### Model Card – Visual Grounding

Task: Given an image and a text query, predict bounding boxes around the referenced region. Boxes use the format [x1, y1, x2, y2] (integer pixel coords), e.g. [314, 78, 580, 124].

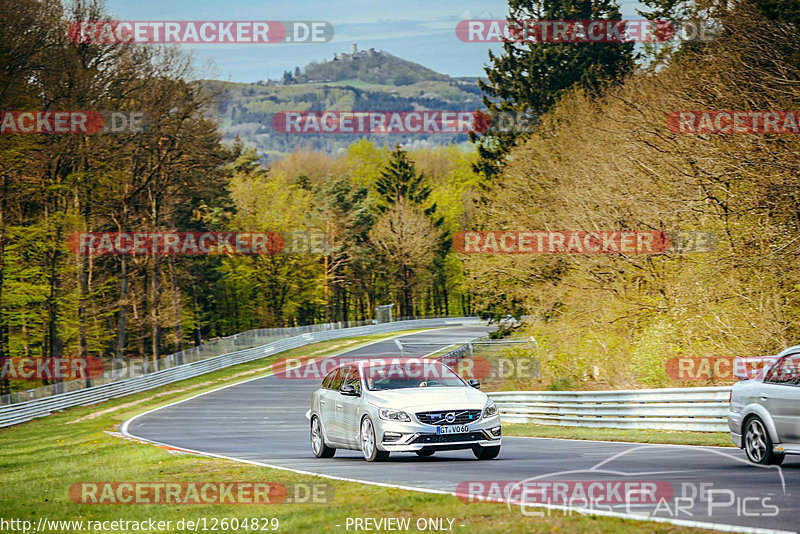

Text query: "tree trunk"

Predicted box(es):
[47, 231, 64, 390]
[75, 190, 89, 371]
[191, 284, 202, 347]
[135, 273, 148, 372]
[169, 256, 183, 362]
[114, 202, 129, 375]
[150, 194, 161, 370]
[115, 254, 128, 373]
[0, 174, 7, 396]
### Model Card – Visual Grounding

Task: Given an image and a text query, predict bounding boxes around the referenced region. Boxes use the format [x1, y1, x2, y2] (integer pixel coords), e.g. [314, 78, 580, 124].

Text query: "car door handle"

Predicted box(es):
[336, 403, 343, 410]
[319, 400, 326, 405]
[760, 396, 769, 401]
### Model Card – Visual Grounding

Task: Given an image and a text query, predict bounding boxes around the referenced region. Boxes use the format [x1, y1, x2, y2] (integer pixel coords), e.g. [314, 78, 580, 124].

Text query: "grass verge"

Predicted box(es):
[503, 424, 734, 447]
[0, 329, 716, 533]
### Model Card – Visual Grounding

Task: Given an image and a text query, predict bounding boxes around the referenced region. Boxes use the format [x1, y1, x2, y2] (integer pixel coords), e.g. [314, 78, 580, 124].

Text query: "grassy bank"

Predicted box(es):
[503, 424, 734, 447]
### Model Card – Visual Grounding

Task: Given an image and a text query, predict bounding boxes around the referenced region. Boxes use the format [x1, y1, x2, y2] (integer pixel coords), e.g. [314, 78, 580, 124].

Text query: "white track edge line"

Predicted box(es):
[117, 431, 791, 534]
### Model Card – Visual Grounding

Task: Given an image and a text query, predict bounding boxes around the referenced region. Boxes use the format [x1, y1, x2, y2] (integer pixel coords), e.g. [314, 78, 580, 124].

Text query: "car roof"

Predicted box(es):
[324, 358, 452, 375]
[356, 357, 449, 369]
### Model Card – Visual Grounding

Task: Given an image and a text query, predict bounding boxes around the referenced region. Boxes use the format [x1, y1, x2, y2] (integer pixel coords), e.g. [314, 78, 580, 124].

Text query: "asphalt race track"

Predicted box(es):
[123, 326, 800, 533]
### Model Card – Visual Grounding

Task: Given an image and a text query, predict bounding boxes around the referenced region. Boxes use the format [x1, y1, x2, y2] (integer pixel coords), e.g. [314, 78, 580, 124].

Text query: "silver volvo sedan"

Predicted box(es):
[729, 346, 800, 465]
[309, 358, 502, 461]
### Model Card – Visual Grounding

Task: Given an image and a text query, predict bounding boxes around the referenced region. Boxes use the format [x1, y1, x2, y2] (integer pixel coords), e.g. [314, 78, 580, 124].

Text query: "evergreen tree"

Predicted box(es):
[472, 0, 635, 180]
[374, 145, 443, 226]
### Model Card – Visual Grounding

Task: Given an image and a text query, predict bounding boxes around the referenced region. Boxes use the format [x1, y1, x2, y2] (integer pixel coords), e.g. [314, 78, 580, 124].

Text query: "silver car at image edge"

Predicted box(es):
[729, 345, 800, 465]
[309, 358, 502, 462]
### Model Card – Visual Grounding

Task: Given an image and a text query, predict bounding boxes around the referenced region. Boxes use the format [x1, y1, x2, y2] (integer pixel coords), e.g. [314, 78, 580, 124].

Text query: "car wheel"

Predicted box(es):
[744, 417, 784, 465]
[415, 449, 435, 457]
[360, 417, 389, 462]
[311, 416, 335, 458]
[472, 445, 500, 460]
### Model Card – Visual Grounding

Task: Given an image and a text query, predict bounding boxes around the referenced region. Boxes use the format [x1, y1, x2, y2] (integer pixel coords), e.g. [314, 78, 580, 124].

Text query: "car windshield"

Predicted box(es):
[363, 360, 465, 390]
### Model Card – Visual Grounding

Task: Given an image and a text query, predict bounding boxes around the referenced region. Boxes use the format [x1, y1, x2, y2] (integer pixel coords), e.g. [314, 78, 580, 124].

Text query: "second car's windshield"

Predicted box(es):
[364, 361, 465, 390]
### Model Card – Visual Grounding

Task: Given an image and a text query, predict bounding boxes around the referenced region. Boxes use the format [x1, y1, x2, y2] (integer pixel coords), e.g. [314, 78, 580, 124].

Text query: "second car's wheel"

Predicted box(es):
[472, 445, 500, 460]
[744, 417, 784, 466]
[415, 449, 435, 457]
[360, 417, 390, 462]
[310, 416, 335, 458]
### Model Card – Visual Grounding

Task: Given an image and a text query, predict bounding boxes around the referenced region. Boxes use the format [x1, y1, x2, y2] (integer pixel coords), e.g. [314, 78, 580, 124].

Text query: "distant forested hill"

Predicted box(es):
[300, 48, 450, 85]
[204, 50, 485, 160]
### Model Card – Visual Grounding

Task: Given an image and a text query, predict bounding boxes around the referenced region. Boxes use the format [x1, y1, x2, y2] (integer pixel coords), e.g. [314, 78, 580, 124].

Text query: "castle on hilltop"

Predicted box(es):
[264, 45, 388, 86]
[333, 44, 382, 61]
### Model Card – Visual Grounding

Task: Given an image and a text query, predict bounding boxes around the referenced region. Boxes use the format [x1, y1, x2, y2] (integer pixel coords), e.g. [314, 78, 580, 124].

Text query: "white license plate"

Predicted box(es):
[436, 424, 469, 435]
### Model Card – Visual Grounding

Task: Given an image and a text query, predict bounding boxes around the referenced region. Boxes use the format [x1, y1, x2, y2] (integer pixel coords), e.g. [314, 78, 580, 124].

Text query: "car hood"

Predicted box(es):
[366, 386, 488, 411]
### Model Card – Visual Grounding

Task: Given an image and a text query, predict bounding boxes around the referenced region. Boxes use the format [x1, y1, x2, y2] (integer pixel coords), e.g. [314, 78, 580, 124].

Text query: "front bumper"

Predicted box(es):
[377, 414, 502, 452]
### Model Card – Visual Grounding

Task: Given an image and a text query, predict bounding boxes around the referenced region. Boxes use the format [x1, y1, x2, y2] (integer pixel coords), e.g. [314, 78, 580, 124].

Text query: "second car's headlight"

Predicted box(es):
[378, 408, 411, 422]
[483, 401, 498, 417]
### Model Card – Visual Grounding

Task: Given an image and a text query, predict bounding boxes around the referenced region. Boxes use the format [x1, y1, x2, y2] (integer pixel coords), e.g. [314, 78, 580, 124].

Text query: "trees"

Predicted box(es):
[312, 177, 373, 322]
[369, 199, 440, 317]
[462, 2, 800, 388]
[472, 0, 635, 180]
[0, 0, 240, 389]
[375, 145, 438, 216]
[368, 145, 449, 316]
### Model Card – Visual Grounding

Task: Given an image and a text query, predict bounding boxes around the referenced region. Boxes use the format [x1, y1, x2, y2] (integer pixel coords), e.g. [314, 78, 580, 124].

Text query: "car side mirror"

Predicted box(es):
[468, 379, 481, 389]
[340, 384, 359, 396]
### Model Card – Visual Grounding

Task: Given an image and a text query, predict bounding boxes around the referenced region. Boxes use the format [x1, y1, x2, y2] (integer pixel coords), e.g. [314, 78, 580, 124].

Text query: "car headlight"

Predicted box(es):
[378, 408, 411, 422]
[483, 401, 498, 417]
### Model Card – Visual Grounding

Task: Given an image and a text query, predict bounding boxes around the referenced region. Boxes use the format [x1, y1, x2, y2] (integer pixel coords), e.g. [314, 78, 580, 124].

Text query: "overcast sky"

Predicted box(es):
[105, 0, 645, 82]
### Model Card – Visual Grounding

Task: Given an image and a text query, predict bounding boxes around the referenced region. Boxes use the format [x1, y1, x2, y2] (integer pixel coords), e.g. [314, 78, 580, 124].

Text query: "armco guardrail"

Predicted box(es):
[0, 317, 480, 429]
[1, 317, 416, 405]
[0, 315, 469, 405]
[488, 386, 732, 432]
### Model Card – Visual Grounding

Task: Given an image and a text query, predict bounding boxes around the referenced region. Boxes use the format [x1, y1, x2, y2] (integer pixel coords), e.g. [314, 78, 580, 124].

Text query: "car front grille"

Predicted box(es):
[416, 409, 482, 425]
[412, 432, 486, 444]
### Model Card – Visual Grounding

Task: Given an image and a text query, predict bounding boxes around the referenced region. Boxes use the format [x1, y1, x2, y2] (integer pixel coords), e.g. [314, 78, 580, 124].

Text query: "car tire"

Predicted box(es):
[472, 445, 500, 460]
[310, 416, 335, 458]
[744, 417, 784, 466]
[415, 449, 435, 457]
[360, 417, 390, 462]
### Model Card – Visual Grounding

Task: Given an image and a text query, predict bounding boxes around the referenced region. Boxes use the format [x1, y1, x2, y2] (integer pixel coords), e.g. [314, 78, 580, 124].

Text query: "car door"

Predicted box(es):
[337, 365, 363, 447]
[320, 367, 344, 444]
[761, 354, 800, 443]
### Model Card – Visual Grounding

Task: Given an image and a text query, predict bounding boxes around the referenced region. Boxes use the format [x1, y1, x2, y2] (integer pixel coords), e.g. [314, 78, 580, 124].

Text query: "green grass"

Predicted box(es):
[504, 424, 735, 447]
[0, 330, 716, 533]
